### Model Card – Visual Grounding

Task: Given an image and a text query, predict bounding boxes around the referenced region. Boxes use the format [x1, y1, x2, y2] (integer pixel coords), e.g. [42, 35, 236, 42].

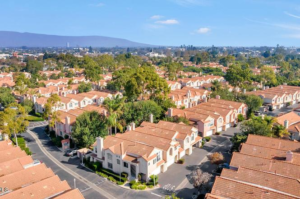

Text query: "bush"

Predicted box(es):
[147, 185, 154, 189]
[117, 181, 125, 185]
[237, 114, 245, 122]
[178, 158, 185, 164]
[98, 172, 108, 178]
[215, 132, 221, 135]
[130, 180, 137, 186]
[97, 168, 127, 183]
[49, 130, 56, 138]
[149, 175, 158, 185]
[204, 136, 211, 142]
[108, 176, 117, 183]
[131, 184, 138, 190]
[121, 172, 128, 179]
[64, 134, 69, 139]
[138, 185, 146, 190]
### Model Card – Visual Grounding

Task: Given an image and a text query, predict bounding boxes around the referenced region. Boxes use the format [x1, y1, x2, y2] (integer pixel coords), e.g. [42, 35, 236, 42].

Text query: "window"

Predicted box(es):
[169, 148, 173, 156]
[69, 103, 73, 108]
[186, 137, 190, 143]
[157, 152, 161, 162]
[107, 153, 112, 160]
[153, 159, 157, 164]
[117, 159, 120, 164]
[108, 163, 113, 169]
[123, 162, 128, 168]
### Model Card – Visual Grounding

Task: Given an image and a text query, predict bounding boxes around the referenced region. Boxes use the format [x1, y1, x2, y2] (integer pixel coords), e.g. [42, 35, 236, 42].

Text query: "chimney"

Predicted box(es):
[149, 114, 153, 123]
[131, 122, 135, 131]
[65, 116, 70, 124]
[127, 125, 132, 131]
[96, 137, 104, 159]
[243, 89, 246, 94]
[286, 150, 293, 162]
[57, 87, 59, 91]
[74, 90, 77, 95]
[63, 92, 67, 97]
[168, 108, 173, 117]
[283, 83, 287, 86]
[33, 96, 37, 104]
[284, 120, 289, 128]
[204, 97, 208, 103]
[216, 95, 221, 100]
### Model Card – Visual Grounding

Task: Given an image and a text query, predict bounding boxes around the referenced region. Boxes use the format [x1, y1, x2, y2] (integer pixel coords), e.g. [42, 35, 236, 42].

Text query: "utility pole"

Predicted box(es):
[74, 178, 76, 188]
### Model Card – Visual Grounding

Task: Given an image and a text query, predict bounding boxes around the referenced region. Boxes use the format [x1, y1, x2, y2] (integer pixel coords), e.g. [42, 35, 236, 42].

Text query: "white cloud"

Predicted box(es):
[196, 27, 211, 34]
[151, 15, 164, 20]
[156, 19, 179, 25]
[284, 11, 300, 19]
[285, 34, 300, 39]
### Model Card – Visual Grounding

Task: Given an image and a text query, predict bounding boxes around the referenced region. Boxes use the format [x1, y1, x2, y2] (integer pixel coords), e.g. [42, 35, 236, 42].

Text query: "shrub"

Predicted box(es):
[49, 130, 56, 138]
[64, 134, 69, 139]
[131, 184, 138, 190]
[204, 136, 211, 142]
[147, 185, 154, 189]
[138, 185, 146, 190]
[121, 172, 128, 179]
[98, 168, 127, 183]
[178, 158, 185, 164]
[215, 132, 221, 135]
[130, 180, 137, 186]
[208, 152, 224, 165]
[149, 175, 158, 185]
[117, 181, 125, 185]
[98, 172, 108, 178]
[237, 114, 245, 122]
[108, 176, 117, 183]
[201, 140, 205, 147]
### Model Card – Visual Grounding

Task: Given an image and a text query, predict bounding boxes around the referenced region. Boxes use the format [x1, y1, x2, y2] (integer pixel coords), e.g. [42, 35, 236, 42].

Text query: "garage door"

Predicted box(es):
[152, 165, 161, 175]
[217, 127, 222, 132]
[206, 130, 213, 136]
[226, 124, 231, 129]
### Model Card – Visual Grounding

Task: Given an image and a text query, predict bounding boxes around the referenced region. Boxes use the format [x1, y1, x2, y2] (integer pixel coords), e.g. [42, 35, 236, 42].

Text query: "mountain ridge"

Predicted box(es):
[0, 31, 154, 48]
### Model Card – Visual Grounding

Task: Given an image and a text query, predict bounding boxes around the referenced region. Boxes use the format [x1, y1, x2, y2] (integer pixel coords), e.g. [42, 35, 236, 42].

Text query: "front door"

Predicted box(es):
[130, 164, 136, 178]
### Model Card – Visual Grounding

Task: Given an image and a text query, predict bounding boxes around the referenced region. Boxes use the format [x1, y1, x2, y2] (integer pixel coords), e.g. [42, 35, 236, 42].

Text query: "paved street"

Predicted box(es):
[23, 122, 240, 199]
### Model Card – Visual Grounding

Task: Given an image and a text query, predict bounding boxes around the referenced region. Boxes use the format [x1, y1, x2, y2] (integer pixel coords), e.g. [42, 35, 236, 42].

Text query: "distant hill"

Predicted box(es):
[0, 31, 153, 48]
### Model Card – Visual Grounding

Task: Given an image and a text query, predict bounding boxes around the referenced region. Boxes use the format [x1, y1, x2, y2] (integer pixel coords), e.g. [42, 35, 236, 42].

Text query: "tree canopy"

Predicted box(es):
[72, 111, 108, 148]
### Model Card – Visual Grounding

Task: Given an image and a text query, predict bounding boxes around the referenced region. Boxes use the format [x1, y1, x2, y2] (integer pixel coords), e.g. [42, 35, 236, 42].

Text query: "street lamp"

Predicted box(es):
[74, 178, 76, 188]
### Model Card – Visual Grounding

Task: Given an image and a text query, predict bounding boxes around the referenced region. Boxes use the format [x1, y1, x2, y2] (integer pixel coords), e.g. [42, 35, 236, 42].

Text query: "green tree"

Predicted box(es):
[72, 111, 108, 148]
[83, 56, 102, 82]
[43, 94, 61, 128]
[230, 133, 248, 152]
[244, 95, 263, 117]
[0, 103, 29, 146]
[121, 100, 162, 126]
[164, 62, 183, 80]
[211, 80, 222, 91]
[259, 66, 278, 86]
[0, 87, 15, 108]
[103, 95, 126, 134]
[225, 64, 251, 87]
[78, 82, 92, 93]
[25, 60, 43, 74]
[21, 99, 34, 113]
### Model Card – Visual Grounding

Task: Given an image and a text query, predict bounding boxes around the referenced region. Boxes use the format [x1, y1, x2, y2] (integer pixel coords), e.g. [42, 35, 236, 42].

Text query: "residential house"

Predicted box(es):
[89, 119, 201, 182]
[207, 134, 300, 199]
[169, 88, 210, 108]
[276, 111, 300, 140]
[247, 85, 300, 110]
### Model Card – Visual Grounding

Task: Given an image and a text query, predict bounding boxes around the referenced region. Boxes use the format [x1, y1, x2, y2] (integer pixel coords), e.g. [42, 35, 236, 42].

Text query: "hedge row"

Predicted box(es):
[11, 137, 32, 155]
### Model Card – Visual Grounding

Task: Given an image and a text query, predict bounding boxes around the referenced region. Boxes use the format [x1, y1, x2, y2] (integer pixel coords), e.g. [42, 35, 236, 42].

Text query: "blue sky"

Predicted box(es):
[1, 0, 300, 46]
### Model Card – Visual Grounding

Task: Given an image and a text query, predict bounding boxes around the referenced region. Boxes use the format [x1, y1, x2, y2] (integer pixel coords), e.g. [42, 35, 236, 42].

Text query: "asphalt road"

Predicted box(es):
[23, 125, 168, 199]
[23, 123, 240, 199]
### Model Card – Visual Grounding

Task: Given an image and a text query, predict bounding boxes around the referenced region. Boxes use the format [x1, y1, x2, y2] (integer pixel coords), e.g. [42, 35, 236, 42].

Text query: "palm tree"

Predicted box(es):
[15, 80, 28, 101]
[211, 80, 222, 91]
[103, 95, 126, 134]
[273, 124, 289, 138]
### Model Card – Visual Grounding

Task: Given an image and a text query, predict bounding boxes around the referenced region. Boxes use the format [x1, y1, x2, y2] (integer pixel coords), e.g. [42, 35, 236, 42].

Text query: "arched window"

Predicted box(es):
[186, 137, 189, 143]
[169, 148, 173, 156]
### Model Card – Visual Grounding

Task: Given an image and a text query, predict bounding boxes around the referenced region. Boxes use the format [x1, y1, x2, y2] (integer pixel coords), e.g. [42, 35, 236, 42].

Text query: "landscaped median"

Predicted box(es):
[11, 136, 32, 155]
[83, 158, 159, 190]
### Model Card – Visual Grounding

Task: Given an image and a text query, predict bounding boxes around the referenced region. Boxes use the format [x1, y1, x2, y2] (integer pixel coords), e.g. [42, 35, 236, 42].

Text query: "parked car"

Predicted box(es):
[66, 149, 77, 157]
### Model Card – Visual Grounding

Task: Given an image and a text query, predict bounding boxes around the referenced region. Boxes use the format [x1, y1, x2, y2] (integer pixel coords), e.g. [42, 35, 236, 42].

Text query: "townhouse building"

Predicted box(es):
[178, 75, 225, 88]
[169, 87, 210, 108]
[207, 134, 300, 199]
[168, 97, 247, 136]
[89, 120, 201, 182]
[248, 85, 300, 110]
[54, 105, 107, 138]
[276, 111, 300, 140]
[167, 81, 182, 91]
[0, 140, 84, 198]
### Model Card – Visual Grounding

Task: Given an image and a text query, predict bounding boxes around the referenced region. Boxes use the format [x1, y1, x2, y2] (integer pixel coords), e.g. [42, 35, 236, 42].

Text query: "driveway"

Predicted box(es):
[158, 126, 240, 198]
[266, 104, 298, 117]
